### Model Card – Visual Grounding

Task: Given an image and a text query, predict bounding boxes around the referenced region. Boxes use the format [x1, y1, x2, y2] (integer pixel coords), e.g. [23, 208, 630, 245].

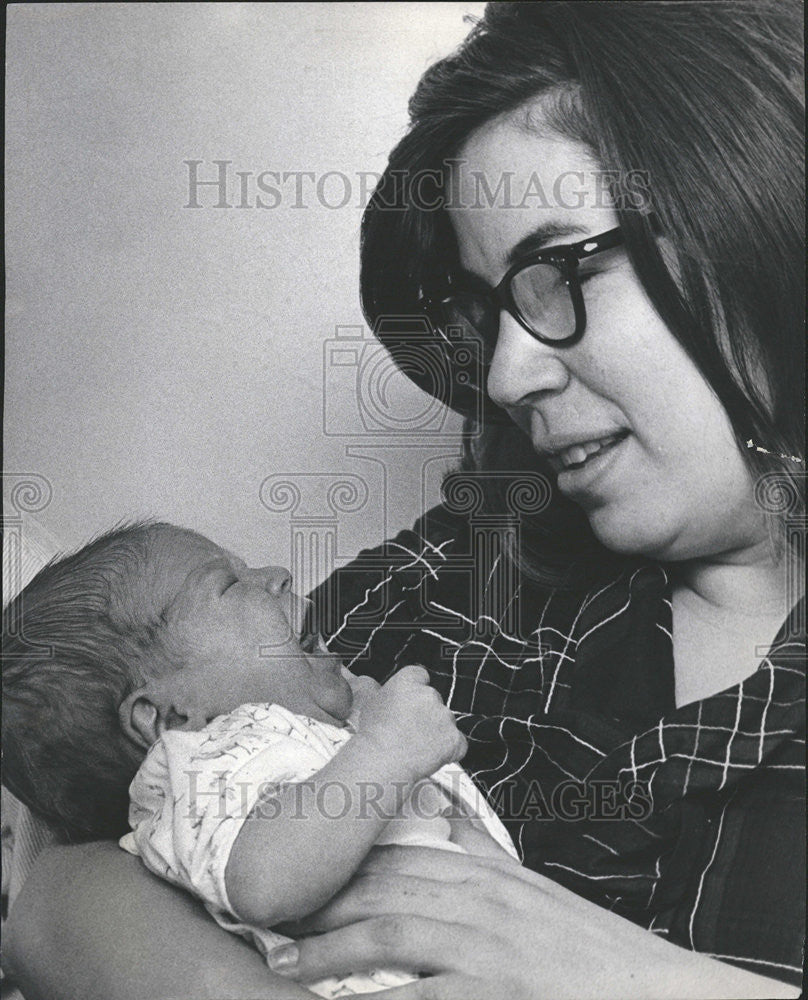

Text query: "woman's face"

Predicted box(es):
[448, 108, 765, 563]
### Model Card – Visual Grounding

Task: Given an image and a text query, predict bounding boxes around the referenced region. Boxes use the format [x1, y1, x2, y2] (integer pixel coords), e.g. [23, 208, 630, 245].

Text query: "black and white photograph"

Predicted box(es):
[2, 3, 805, 998]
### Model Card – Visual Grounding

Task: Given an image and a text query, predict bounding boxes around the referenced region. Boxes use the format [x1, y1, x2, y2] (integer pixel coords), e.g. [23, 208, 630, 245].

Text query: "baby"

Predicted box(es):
[2, 521, 516, 997]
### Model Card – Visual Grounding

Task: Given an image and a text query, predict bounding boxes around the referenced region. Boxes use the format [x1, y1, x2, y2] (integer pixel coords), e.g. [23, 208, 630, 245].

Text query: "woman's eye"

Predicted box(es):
[578, 270, 600, 286]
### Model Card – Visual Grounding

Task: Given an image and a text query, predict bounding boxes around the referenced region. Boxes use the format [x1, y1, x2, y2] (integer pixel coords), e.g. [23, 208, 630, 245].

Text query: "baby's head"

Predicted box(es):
[2, 522, 351, 841]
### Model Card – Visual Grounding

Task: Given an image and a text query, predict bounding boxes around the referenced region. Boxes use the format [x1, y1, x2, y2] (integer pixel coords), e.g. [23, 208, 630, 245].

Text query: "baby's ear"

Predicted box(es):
[119, 687, 169, 751]
[119, 675, 213, 749]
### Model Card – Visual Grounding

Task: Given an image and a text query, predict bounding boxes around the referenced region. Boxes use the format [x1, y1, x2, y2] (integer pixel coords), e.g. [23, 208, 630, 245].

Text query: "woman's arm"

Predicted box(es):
[4, 842, 315, 1000]
[271, 845, 801, 1000]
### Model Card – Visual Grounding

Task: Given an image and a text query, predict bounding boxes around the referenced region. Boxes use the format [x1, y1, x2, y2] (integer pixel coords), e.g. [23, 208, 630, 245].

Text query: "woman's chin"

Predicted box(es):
[587, 507, 678, 561]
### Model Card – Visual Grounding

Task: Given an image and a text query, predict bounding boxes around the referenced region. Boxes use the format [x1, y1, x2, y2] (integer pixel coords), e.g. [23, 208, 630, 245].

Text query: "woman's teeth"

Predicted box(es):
[557, 433, 625, 469]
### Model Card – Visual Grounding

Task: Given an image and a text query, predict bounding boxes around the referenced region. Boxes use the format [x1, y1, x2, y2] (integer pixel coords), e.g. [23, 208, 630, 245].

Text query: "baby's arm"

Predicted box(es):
[225, 665, 466, 927]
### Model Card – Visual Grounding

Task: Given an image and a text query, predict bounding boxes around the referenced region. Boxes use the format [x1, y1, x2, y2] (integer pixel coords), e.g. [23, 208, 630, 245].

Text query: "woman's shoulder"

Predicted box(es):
[314, 501, 659, 636]
[307, 503, 471, 635]
[364, 502, 474, 563]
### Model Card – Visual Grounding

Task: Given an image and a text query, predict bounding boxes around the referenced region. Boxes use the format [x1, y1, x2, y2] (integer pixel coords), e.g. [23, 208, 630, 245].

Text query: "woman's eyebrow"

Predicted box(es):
[506, 221, 590, 265]
[453, 221, 594, 285]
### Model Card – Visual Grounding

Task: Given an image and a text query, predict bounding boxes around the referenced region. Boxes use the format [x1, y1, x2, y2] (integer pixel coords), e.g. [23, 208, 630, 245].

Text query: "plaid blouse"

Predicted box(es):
[310, 504, 805, 988]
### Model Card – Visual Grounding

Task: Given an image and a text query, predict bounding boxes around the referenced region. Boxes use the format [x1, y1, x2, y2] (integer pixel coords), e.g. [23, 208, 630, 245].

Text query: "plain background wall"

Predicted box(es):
[5, 2, 486, 588]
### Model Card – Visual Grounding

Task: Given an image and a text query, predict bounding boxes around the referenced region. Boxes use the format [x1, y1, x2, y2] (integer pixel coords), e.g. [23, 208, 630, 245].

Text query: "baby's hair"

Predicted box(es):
[2, 521, 177, 841]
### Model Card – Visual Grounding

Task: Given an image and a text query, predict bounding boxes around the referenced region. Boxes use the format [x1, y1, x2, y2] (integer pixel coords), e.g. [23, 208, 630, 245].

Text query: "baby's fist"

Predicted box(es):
[356, 664, 467, 779]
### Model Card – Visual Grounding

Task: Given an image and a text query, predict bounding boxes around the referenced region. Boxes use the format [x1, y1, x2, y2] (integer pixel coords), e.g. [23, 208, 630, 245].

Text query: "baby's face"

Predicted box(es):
[140, 527, 353, 724]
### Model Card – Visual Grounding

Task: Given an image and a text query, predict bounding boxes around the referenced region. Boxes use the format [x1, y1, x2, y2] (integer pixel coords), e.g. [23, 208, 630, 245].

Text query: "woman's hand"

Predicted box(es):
[270, 845, 798, 1000]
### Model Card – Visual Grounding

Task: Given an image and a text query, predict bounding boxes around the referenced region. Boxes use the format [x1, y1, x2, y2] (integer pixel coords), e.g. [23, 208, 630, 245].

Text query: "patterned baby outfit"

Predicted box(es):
[121, 700, 517, 997]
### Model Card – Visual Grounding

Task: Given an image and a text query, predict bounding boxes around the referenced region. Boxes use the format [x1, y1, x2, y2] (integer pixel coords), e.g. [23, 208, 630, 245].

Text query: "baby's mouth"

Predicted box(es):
[298, 626, 321, 654]
[302, 632, 344, 675]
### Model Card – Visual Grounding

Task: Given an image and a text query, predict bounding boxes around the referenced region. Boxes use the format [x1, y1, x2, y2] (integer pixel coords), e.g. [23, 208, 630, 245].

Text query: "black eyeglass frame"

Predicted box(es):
[423, 226, 624, 349]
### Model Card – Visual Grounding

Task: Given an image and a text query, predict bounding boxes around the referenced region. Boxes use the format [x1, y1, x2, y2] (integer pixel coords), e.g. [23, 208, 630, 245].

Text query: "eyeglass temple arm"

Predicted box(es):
[571, 226, 624, 260]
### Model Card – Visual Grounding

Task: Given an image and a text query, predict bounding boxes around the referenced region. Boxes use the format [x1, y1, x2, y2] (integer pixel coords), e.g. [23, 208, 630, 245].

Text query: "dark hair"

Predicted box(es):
[361, 0, 805, 582]
[2, 522, 173, 841]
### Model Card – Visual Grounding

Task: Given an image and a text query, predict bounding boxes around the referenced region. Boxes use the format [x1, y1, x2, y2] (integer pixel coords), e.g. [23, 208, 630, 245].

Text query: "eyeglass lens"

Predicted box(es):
[509, 263, 576, 341]
[439, 261, 576, 362]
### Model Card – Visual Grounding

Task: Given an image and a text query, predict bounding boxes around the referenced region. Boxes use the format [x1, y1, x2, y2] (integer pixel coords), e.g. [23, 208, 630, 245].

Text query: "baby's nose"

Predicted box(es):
[266, 566, 292, 595]
[245, 565, 292, 595]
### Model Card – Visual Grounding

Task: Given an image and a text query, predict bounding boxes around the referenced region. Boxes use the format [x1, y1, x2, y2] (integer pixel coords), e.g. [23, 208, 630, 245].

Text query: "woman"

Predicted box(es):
[6, 2, 804, 998]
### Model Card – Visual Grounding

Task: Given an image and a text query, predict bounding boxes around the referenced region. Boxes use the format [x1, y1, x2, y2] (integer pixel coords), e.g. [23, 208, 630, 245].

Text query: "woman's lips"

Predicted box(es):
[555, 431, 631, 495]
[545, 431, 630, 474]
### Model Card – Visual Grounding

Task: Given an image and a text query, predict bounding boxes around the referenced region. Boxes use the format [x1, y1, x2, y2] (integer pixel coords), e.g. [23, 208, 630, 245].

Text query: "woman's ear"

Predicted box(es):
[119, 687, 169, 751]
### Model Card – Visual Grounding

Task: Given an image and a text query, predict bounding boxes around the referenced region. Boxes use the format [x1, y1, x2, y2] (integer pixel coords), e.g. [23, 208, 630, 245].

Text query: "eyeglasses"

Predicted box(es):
[420, 228, 624, 380]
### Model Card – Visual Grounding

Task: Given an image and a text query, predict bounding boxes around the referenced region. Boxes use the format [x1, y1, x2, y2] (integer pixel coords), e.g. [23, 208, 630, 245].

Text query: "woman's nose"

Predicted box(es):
[486, 310, 570, 410]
